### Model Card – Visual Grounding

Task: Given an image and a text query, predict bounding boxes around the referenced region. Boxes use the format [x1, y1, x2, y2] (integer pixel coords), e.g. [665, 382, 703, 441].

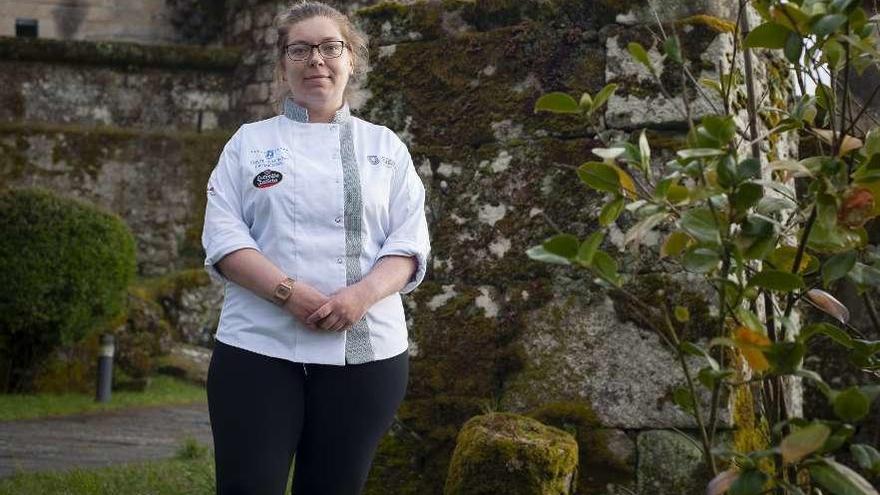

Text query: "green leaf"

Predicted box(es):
[766, 341, 806, 373]
[833, 387, 871, 422]
[850, 444, 880, 473]
[576, 232, 604, 266]
[784, 31, 804, 63]
[698, 367, 734, 389]
[823, 251, 858, 286]
[813, 13, 848, 37]
[673, 386, 696, 415]
[592, 83, 618, 111]
[591, 250, 621, 286]
[674, 306, 690, 323]
[577, 162, 621, 194]
[681, 208, 721, 244]
[781, 423, 831, 464]
[737, 158, 762, 181]
[848, 262, 880, 288]
[542, 234, 580, 260]
[731, 182, 764, 213]
[729, 469, 769, 495]
[599, 196, 625, 226]
[683, 247, 721, 273]
[824, 38, 846, 69]
[682, 342, 720, 370]
[745, 22, 791, 48]
[661, 231, 692, 258]
[756, 196, 797, 215]
[677, 148, 726, 159]
[663, 36, 682, 64]
[624, 212, 667, 246]
[717, 155, 738, 188]
[526, 245, 570, 265]
[667, 184, 690, 204]
[627, 42, 653, 73]
[748, 269, 805, 291]
[822, 425, 856, 454]
[701, 115, 737, 145]
[810, 458, 879, 495]
[534, 92, 580, 114]
[767, 245, 818, 274]
[800, 323, 854, 348]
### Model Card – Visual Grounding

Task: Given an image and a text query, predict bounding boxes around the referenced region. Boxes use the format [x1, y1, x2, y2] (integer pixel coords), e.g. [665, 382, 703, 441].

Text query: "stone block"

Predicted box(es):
[445, 413, 578, 495]
[501, 296, 730, 429]
[157, 343, 213, 385]
[636, 430, 710, 495]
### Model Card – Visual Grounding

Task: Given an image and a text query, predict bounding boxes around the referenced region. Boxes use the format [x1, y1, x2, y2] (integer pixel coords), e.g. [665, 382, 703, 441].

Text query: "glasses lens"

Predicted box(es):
[287, 44, 311, 61]
[319, 41, 344, 58]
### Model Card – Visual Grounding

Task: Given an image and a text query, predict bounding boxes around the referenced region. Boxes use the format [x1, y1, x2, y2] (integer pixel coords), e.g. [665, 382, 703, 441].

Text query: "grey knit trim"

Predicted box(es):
[282, 97, 351, 124]
[339, 119, 374, 364]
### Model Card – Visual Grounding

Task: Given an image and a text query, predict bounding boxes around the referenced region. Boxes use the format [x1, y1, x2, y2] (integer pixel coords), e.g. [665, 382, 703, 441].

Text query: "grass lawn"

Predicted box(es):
[0, 441, 295, 495]
[0, 441, 217, 495]
[0, 375, 206, 421]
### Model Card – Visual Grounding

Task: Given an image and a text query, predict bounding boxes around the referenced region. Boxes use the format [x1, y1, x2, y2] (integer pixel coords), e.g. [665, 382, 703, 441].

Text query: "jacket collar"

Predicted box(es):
[283, 97, 351, 124]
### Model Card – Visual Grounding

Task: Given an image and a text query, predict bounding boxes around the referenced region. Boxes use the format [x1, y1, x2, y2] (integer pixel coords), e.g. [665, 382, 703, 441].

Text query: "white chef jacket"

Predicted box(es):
[202, 98, 430, 365]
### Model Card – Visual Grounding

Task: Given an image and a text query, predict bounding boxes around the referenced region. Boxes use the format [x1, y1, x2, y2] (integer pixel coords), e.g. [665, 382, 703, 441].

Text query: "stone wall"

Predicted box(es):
[0, 36, 239, 275]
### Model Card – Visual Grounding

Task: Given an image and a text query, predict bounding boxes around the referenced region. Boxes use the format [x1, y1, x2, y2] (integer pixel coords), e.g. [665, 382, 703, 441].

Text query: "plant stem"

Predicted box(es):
[741, 14, 762, 161]
[862, 290, 880, 335]
[664, 308, 718, 475]
[784, 207, 818, 318]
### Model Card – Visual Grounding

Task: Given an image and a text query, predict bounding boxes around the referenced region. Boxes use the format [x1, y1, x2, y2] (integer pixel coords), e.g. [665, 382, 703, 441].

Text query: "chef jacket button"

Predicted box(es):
[336, 257, 343, 264]
[335, 216, 342, 223]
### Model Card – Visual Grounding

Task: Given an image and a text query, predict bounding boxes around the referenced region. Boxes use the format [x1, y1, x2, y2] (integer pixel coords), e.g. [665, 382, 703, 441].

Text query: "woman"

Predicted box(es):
[201, 2, 430, 493]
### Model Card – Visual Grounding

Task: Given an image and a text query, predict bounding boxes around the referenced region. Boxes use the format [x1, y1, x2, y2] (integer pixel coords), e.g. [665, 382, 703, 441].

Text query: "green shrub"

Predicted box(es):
[0, 188, 136, 392]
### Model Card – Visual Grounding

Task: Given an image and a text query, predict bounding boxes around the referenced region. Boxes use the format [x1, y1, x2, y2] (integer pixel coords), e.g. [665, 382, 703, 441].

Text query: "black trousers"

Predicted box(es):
[206, 340, 409, 495]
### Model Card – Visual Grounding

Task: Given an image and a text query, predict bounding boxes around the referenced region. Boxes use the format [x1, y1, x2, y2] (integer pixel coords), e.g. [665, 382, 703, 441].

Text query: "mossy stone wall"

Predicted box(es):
[0, 123, 229, 275]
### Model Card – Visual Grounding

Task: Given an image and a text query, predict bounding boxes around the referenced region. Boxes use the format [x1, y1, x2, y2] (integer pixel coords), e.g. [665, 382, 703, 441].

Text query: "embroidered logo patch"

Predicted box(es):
[249, 147, 291, 169]
[367, 155, 396, 169]
[253, 170, 283, 189]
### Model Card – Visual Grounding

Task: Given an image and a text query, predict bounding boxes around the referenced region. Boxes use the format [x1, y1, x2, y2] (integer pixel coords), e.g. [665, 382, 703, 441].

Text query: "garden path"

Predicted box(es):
[0, 403, 212, 477]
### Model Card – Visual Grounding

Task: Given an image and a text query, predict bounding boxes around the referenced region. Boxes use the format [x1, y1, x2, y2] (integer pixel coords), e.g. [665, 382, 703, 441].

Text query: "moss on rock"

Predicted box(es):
[530, 401, 635, 492]
[0, 36, 240, 72]
[445, 412, 578, 495]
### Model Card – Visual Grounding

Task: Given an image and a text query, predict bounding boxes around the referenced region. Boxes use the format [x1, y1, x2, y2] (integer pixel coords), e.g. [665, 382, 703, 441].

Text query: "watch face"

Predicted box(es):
[276, 285, 291, 298]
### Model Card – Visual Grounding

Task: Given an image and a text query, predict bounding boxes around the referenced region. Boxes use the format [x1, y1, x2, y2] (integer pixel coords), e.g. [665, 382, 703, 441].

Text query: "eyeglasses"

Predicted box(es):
[284, 41, 346, 62]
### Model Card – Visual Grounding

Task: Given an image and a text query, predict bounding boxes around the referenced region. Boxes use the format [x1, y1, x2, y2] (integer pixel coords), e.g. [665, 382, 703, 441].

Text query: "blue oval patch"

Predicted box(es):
[253, 170, 283, 189]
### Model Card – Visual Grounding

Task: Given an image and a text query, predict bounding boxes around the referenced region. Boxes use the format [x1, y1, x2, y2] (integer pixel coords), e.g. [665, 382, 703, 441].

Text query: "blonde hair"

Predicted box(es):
[272, 1, 370, 111]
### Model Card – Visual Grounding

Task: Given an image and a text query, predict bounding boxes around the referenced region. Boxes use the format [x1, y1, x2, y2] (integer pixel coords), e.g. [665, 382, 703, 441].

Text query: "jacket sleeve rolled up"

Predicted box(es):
[201, 129, 260, 282]
[375, 143, 431, 294]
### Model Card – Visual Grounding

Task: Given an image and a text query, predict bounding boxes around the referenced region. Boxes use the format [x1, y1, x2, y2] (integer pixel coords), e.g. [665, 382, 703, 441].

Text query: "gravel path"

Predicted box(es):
[0, 403, 213, 478]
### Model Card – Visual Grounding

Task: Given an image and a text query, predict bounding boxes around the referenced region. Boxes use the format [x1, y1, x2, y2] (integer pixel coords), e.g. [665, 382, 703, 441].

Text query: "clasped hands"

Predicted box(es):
[283, 282, 373, 332]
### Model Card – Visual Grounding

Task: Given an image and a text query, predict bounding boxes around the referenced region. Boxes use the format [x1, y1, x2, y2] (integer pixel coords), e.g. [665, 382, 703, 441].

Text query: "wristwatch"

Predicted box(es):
[272, 277, 296, 306]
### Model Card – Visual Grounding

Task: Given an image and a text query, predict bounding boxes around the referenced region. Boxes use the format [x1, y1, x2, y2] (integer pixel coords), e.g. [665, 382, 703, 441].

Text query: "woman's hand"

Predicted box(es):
[283, 282, 330, 329]
[306, 285, 374, 332]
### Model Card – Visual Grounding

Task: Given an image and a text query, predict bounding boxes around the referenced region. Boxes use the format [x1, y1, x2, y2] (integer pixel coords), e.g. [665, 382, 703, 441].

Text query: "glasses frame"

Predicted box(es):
[284, 40, 347, 62]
